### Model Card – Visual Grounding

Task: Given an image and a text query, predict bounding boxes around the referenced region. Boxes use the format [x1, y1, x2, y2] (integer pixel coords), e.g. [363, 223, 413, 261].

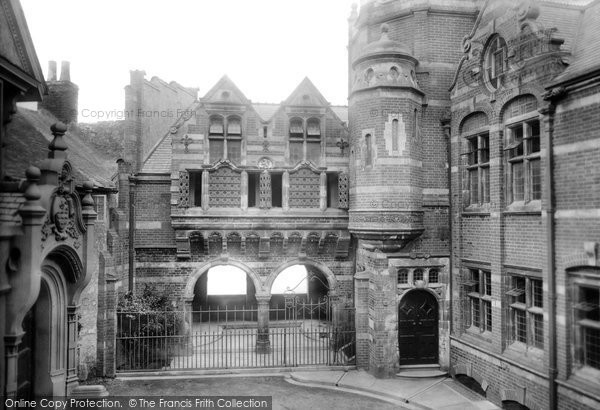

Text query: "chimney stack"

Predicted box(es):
[59, 61, 71, 81]
[40, 60, 79, 124]
[48, 60, 57, 81]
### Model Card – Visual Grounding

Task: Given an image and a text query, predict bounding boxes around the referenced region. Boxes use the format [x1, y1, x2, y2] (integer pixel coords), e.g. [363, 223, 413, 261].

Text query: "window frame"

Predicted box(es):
[506, 274, 544, 350]
[288, 116, 322, 165]
[92, 194, 107, 222]
[571, 275, 600, 372]
[505, 116, 541, 205]
[463, 131, 490, 206]
[463, 267, 493, 334]
[208, 114, 244, 163]
[483, 35, 508, 91]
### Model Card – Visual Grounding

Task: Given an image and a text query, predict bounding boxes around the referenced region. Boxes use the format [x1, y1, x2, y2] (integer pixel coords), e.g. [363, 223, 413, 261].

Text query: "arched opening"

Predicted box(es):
[398, 289, 439, 365]
[192, 265, 257, 323]
[269, 264, 330, 322]
[456, 374, 487, 397]
[502, 401, 529, 410]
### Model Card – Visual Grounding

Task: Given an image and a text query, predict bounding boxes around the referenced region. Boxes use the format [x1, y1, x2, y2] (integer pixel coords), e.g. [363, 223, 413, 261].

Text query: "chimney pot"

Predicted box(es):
[60, 61, 71, 81]
[48, 60, 57, 81]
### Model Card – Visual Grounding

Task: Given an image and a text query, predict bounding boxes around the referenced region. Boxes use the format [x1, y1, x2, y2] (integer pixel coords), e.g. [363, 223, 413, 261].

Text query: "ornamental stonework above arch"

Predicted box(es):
[289, 168, 320, 208]
[209, 167, 241, 208]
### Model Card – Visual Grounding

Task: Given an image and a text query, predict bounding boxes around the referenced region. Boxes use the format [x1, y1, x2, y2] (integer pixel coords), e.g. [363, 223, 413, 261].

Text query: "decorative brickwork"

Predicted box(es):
[208, 167, 241, 207]
[259, 171, 271, 209]
[178, 171, 189, 208]
[338, 173, 349, 209]
[289, 168, 320, 208]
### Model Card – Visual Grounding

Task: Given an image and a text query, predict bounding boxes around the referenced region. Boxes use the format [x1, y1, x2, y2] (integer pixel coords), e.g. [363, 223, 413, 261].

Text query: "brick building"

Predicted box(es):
[100, 0, 599, 409]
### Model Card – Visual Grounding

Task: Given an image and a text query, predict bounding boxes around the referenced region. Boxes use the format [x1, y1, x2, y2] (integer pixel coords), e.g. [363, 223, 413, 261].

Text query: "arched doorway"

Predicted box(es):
[398, 289, 439, 365]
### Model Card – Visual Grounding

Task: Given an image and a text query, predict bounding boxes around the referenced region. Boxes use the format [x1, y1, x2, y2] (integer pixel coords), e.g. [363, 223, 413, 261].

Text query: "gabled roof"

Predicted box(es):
[5, 107, 116, 189]
[283, 77, 330, 107]
[0, 0, 46, 100]
[201, 75, 251, 105]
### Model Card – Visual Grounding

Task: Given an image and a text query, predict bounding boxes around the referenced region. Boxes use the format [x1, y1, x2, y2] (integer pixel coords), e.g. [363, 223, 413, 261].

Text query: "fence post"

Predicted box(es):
[255, 294, 271, 354]
[104, 277, 118, 377]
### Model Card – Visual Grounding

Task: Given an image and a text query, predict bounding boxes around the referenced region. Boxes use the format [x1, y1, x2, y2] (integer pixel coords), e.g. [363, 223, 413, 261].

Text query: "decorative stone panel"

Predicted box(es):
[209, 167, 241, 208]
[287, 232, 302, 255]
[259, 171, 272, 209]
[289, 168, 320, 208]
[178, 171, 189, 208]
[227, 232, 241, 255]
[338, 173, 349, 209]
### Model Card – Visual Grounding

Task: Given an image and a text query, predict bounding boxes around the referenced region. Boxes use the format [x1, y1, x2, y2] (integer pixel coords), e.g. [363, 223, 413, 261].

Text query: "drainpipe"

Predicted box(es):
[441, 118, 453, 338]
[128, 175, 136, 292]
[540, 101, 557, 410]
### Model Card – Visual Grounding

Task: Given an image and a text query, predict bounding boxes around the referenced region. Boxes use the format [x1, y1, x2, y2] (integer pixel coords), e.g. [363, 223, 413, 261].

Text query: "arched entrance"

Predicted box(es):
[398, 289, 439, 365]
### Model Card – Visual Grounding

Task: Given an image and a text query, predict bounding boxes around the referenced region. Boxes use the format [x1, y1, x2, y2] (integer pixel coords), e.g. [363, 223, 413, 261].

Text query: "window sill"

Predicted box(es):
[504, 200, 541, 215]
[464, 327, 493, 343]
[565, 366, 600, 398]
[503, 341, 544, 362]
[463, 204, 492, 215]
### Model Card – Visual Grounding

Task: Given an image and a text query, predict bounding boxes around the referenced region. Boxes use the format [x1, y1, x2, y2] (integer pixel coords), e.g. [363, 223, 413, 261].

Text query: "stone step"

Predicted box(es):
[395, 365, 448, 379]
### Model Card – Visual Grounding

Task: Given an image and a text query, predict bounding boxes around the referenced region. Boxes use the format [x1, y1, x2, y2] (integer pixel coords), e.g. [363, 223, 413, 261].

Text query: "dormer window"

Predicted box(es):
[209, 115, 243, 164]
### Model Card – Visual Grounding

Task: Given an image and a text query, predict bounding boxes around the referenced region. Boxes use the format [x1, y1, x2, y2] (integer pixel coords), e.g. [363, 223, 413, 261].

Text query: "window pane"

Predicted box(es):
[398, 269, 409, 284]
[584, 326, 600, 369]
[512, 161, 524, 201]
[228, 140, 241, 164]
[307, 119, 320, 136]
[429, 269, 439, 283]
[290, 142, 303, 164]
[480, 134, 489, 163]
[413, 269, 424, 282]
[471, 270, 480, 293]
[484, 301, 492, 331]
[469, 169, 479, 205]
[528, 121, 540, 153]
[515, 309, 527, 343]
[306, 141, 320, 164]
[482, 167, 490, 203]
[209, 139, 224, 162]
[533, 313, 544, 349]
[532, 279, 543, 308]
[513, 276, 526, 304]
[209, 117, 224, 135]
[484, 271, 492, 296]
[530, 159, 542, 200]
[472, 297, 480, 327]
[468, 138, 478, 165]
[290, 119, 303, 136]
[228, 117, 241, 135]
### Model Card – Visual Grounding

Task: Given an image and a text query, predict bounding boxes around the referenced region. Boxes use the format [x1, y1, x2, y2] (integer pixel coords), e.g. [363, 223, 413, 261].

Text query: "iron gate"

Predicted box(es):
[116, 296, 355, 372]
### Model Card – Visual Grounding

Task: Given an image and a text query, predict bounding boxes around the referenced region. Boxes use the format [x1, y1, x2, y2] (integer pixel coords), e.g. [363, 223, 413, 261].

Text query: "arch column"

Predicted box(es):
[255, 294, 271, 354]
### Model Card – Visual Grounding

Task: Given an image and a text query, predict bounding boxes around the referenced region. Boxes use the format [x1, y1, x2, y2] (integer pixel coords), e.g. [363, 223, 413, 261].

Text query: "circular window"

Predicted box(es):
[483, 35, 508, 91]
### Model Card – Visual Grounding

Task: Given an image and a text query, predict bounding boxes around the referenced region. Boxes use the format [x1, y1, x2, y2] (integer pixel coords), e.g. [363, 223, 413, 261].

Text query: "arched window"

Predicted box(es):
[392, 119, 399, 151]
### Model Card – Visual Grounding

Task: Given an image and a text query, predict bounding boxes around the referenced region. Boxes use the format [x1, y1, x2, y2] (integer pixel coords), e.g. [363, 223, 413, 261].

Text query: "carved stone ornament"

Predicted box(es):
[41, 186, 85, 248]
[257, 157, 273, 169]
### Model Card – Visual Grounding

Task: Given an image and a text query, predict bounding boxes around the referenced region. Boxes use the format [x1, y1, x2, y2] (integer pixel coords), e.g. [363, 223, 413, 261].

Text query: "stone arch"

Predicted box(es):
[42, 244, 86, 306]
[184, 258, 264, 300]
[450, 362, 490, 396]
[266, 258, 338, 296]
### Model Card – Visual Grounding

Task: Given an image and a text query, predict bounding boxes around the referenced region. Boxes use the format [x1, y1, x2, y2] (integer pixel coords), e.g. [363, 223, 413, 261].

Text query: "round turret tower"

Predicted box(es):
[348, 23, 425, 250]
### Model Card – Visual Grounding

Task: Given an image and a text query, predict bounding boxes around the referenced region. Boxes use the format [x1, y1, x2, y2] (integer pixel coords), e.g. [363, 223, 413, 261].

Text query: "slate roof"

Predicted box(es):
[5, 107, 116, 190]
[0, 191, 25, 226]
[551, 0, 600, 85]
[252, 103, 280, 122]
[141, 134, 172, 173]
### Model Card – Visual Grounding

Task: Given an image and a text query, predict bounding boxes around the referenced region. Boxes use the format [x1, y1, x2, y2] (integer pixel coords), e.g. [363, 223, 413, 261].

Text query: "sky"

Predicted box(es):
[206, 265, 307, 295]
[21, 0, 357, 123]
